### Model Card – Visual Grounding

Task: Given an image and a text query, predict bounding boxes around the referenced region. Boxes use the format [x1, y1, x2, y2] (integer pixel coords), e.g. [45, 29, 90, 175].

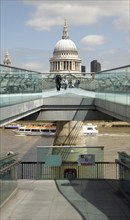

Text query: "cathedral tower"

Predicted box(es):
[3, 50, 11, 66]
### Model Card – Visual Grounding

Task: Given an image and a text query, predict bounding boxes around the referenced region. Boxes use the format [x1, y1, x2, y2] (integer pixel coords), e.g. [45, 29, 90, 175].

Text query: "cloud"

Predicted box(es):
[5, 48, 50, 72]
[103, 49, 117, 55]
[101, 61, 111, 70]
[21, 61, 45, 72]
[114, 15, 129, 31]
[99, 48, 129, 70]
[24, 1, 129, 32]
[81, 35, 106, 46]
[82, 47, 96, 52]
[25, 3, 100, 31]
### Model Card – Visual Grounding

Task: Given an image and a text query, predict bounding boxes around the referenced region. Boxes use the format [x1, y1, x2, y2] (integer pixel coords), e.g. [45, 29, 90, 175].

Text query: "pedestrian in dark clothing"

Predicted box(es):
[55, 74, 62, 91]
[75, 79, 80, 88]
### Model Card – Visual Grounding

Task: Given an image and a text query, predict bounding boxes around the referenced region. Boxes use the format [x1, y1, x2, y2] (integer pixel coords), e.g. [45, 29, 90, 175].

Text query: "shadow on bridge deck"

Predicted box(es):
[1, 179, 130, 220]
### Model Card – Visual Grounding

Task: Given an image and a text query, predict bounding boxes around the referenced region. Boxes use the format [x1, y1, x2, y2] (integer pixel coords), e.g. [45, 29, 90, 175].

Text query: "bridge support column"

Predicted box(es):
[53, 121, 85, 146]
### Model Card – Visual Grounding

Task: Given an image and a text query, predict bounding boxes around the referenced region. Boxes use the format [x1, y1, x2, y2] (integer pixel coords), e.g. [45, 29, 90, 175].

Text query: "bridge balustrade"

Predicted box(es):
[0, 64, 130, 122]
[0, 64, 95, 107]
[18, 161, 118, 180]
[95, 65, 130, 105]
[0, 153, 19, 208]
[1, 65, 129, 107]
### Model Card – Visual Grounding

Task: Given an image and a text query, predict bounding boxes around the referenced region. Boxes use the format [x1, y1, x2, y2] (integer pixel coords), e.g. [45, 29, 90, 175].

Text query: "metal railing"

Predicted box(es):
[117, 159, 130, 200]
[18, 161, 119, 180]
[0, 154, 19, 208]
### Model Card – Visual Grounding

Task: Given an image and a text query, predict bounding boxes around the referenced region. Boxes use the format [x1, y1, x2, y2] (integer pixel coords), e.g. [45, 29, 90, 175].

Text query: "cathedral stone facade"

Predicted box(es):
[50, 20, 81, 73]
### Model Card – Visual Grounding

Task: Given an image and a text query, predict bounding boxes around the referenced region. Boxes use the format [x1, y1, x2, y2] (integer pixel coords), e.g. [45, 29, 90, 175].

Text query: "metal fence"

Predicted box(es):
[18, 162, 119, 180]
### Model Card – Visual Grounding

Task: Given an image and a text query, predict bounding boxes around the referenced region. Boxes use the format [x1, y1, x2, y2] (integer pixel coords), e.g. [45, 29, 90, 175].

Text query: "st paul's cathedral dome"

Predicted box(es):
[50, 20, 81, 73]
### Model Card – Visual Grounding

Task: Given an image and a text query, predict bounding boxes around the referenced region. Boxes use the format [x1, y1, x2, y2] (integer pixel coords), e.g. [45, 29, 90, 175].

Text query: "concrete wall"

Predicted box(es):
[95, 99, 130, 123]
[1, 97, 129, 126]
[34, 97, 117, 121]
[0, 99, 43, 127]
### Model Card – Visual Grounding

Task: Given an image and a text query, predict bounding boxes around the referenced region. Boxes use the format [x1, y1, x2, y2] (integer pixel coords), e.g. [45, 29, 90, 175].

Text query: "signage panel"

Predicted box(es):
[78, 154, 95, 165]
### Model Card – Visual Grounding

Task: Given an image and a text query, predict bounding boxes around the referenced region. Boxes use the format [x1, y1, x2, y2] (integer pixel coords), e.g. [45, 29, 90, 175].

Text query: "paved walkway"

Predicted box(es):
[1, 179, 130, 220]
[42, 87, 95, 98]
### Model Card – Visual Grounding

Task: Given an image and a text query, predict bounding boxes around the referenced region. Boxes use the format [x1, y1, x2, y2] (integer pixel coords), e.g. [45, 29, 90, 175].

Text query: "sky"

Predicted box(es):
[0, 0, 130, 73]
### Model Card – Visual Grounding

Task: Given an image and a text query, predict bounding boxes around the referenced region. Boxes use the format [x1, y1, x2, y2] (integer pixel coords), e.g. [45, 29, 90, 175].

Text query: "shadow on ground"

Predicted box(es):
[55, 179, 130, 220]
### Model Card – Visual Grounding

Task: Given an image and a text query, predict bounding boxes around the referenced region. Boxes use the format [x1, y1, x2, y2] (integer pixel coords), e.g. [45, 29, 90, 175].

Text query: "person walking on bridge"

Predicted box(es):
[55, 74, 62, 91]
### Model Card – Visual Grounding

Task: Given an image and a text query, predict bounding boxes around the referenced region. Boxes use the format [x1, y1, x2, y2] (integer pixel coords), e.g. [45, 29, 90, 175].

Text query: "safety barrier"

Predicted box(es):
[18, 161, 119, 180]
[0, 154, 19, 208]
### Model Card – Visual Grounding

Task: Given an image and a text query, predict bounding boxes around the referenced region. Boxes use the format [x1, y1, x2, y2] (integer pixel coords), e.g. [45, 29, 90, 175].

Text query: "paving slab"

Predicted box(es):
[0, 180, 82, 220]
[1, 179, 130, 220]
[56, 179, 130, 220]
